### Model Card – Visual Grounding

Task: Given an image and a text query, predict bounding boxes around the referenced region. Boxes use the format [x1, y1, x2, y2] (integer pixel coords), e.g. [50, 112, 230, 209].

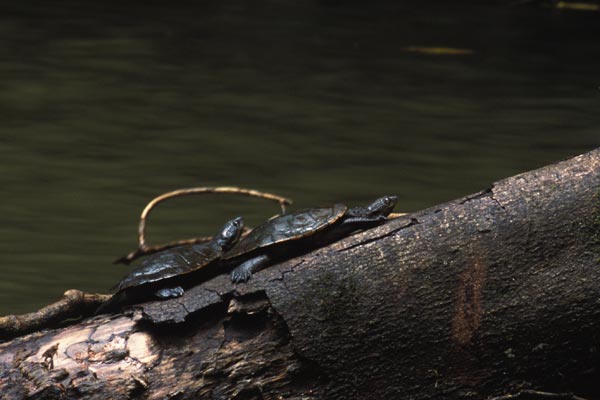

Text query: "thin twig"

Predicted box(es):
[138, 187, 291, 248]
[113, 237, 212, 265]
[115, 187, 292, 264]
[388, 212, 407, 218]
[489, 389, 589, 400]
[113, 227, 253, 265]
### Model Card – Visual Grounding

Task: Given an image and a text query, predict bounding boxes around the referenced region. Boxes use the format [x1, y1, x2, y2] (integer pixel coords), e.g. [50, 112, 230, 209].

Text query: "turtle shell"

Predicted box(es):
[115, 241, 219, 292]
[225, 203, 347, 259]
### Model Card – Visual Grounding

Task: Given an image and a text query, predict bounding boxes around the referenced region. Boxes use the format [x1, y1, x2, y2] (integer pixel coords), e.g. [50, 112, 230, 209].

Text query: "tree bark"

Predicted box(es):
[1, 148, 599, 400]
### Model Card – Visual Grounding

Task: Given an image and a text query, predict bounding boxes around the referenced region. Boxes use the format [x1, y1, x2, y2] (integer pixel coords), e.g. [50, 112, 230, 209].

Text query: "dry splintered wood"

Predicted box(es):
[1, 149, 599, 400]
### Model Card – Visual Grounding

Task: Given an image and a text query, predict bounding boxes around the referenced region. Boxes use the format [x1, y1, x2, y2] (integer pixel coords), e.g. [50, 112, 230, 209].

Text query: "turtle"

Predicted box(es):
[225, 195, 398, 283]
[98, 216, 244, 313]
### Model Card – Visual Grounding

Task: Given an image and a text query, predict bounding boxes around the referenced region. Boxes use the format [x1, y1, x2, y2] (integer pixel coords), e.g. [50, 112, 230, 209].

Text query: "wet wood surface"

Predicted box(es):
[1, 148, 599, 399]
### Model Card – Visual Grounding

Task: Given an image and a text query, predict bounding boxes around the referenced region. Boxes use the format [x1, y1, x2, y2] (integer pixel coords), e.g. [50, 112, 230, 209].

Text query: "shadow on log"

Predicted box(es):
[0, 149, 599, 399]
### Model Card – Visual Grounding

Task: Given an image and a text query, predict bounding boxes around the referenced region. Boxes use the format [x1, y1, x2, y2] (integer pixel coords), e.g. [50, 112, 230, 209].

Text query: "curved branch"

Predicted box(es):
[116, 186, 292, 264]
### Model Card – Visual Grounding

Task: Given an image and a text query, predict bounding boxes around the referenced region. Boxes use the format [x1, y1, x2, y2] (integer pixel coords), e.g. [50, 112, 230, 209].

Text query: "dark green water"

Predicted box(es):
[0, 1, 598, 315]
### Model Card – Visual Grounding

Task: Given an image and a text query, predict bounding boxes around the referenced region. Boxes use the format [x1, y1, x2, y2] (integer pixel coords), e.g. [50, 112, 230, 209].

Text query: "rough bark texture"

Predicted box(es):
[1, 149, 599, 400]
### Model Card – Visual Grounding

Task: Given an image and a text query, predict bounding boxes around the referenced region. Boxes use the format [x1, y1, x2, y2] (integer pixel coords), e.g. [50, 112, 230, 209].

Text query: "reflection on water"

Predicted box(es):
[0, 1, 598, 314]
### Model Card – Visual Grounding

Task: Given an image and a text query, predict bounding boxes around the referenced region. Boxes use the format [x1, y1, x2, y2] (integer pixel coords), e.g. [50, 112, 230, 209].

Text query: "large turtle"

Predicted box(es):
[225, 195, 398, 283]
[98, 216, 244, 313]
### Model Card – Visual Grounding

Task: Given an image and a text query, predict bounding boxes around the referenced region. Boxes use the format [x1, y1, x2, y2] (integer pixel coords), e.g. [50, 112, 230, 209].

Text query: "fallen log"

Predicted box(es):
[0, 148, 599, 400]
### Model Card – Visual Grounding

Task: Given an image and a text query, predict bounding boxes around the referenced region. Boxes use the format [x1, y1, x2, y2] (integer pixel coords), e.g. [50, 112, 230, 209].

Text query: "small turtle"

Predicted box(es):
[225, 195, 398, 283]
[99, 216, 244, 313]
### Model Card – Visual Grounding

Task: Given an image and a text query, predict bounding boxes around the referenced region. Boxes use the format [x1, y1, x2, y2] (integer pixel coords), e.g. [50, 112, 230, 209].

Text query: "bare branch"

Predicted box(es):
[0, 290, 110, 341]
[115, 186, 292, 264]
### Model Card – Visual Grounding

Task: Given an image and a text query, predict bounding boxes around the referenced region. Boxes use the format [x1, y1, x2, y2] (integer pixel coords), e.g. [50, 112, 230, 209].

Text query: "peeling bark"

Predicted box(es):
[1, 148, 599, 399]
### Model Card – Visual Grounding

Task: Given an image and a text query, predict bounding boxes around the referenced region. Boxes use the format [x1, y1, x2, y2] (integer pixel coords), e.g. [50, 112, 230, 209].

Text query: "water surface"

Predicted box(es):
[0, 1, 598, 314]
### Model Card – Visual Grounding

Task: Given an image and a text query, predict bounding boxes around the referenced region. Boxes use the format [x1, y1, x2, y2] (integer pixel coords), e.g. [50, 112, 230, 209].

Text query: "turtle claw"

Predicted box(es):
[230, 255, 270, 284]
[231, 267, 252, 283]
[155, 286, 184, 299]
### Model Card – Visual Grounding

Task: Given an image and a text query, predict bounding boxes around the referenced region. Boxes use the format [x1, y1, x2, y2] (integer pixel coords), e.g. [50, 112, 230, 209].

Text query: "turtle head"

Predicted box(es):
[213, 216, 244, 252]
[365, 195, 398, 217]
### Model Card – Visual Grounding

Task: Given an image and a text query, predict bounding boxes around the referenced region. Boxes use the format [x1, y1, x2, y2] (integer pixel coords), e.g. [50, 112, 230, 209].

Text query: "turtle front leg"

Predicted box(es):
[154, 286, 184, 299]
[231, 254, 270, 283]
